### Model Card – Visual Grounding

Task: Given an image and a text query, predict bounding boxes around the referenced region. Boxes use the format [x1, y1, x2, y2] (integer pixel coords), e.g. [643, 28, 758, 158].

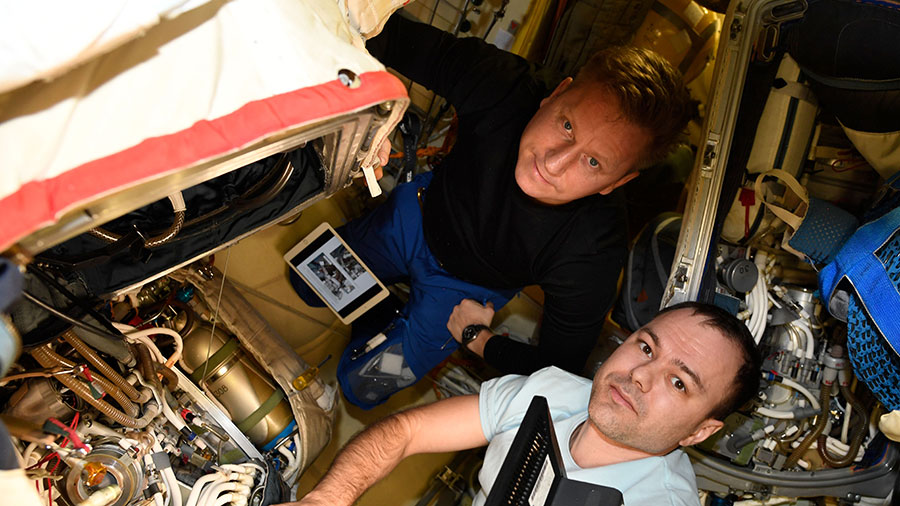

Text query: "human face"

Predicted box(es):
[514, 78, 651, 205]
[587, 309, 742, 455]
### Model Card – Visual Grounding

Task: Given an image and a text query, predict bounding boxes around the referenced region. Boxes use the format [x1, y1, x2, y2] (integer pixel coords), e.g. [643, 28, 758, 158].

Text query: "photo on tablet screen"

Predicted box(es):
[307, 253, 350, 299]
[285, 223, 386, 322]
[330, 244, 365, 280]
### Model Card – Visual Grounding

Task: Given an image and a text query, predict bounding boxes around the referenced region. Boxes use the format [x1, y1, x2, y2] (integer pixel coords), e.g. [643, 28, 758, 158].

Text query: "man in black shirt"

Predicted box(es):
[291, 12, 695, 408]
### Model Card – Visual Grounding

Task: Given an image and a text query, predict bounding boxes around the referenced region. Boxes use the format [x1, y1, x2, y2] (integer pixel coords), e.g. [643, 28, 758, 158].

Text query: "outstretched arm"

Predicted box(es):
[286, 394, 487, 506]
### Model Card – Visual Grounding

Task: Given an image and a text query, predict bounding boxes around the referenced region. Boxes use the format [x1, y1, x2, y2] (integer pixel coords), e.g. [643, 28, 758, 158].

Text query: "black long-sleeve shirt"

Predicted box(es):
[367, 14, 627, 376]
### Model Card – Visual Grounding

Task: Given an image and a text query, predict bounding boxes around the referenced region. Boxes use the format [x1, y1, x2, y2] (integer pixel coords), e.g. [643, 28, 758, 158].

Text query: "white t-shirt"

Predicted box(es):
[474, 367, 702, 506]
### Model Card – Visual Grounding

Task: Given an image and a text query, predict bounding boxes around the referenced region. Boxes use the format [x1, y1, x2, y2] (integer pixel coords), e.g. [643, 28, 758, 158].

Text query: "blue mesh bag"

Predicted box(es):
[788, 198, 859, 265]
[819, 197, 900, 411]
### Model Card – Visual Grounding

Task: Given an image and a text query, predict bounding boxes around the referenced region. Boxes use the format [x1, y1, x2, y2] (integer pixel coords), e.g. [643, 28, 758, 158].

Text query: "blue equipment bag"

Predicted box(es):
[819, 175, 900, 411]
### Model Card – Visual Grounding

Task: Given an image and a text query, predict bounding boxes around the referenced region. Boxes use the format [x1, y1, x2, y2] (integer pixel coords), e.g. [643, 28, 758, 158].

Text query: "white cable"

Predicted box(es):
[237, 462, 265, 474]
[133, 336, 167, 363]
[22, 442, 39, 466]
[202, 478, 242, 502]
[113, 323, 184, 368]
[292, 433, 302, 476]
[213, 494, 239, 506]
[755, 283, 766, 335]
[743, 259, 768, 344]
[136, 369, 208, 450]
[786, 325, 803, 358]
[153, 440, 183, 506]
[825, 435, 850, 453]
[747, 281, 766, 343]
[113, 323, 166, 362]
[743, 285, 760, 341]
[277, 445, 295, 475]
[779, 376, 820, 410]
[794, 319, 815, 360]
[756, 407, 796, 419]
[196, 479, 234, 506]
[754, 280, 768, 338]
[841, 398, 853, 444]
[749, 251, 770, 343]
[136, 369, 186, 432]
[186, 473, 227, 506]
[277, 434, 302, 485]
[218, 464, 254, 475]
[144, 453, 171, 506]
[198, 481, 250, 506]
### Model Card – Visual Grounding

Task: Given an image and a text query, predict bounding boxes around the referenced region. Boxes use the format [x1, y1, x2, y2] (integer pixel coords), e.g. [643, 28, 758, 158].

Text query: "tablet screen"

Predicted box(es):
[286, 225, 384, 319]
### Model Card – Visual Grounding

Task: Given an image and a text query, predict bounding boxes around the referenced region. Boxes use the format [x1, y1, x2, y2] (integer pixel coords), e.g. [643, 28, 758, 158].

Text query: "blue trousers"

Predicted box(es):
[290, 172, 516, 408]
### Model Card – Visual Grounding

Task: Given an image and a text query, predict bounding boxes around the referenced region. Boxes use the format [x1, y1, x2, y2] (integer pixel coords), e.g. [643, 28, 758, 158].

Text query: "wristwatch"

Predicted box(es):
[461, 324, 491, 350]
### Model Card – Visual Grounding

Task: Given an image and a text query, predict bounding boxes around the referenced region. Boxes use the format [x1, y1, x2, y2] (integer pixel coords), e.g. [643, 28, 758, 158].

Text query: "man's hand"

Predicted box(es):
[372, 137, 392, 180]
[447, 299, 495, 357]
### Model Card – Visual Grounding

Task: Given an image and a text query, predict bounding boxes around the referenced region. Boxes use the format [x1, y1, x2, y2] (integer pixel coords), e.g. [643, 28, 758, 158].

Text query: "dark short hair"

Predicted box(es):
[573, 46, 698, 169]
[658, 301, 762, 420]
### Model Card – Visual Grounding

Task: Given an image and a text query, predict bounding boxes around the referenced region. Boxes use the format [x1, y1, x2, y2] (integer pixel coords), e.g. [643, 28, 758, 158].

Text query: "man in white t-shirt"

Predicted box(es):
[286, 302, 762, 506]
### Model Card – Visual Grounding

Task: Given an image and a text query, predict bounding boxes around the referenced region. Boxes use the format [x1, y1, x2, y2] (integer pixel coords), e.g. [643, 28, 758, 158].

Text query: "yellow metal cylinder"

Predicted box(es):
[179, 318, 293, 448]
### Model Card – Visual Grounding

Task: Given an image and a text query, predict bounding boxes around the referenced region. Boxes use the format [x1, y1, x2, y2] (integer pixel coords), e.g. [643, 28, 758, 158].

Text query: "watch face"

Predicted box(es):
[462, 324, 486, 345]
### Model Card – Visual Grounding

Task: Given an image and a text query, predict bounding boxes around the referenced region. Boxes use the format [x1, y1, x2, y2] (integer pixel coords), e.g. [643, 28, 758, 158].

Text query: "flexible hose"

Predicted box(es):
[231, 153, 294, 211]
[183, 152, 295, 228]
[212, 493, 243, 506]
[778, 376, 821, 410]
[154, 362, 179, 390]
[37, 345, 139, 417]
[32, 347, 146, 428]
[62, 329, 150, 402]
[186, 473, 226, 506]
[153, 439, 183, 506]
[784, 382, 832, 468]
[796, 319, 815, 360]
[818, 384, 868, 467]
[756, 407, 797, 419]
[196, 479, 234, 506]
[145, 211, 186, 248]
[89, 210, 186, 247]
[114, 323, 183, 368]
[135, 342, 163, 394]
[89, 192, 186, 248]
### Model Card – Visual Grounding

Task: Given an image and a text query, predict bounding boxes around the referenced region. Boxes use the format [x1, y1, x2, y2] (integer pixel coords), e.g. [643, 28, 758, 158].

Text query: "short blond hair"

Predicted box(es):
[574, 46, 697, 169]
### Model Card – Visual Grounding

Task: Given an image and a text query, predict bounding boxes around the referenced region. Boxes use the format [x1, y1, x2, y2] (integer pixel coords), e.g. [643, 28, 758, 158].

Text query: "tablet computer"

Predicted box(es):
[284, 222, 389, 324]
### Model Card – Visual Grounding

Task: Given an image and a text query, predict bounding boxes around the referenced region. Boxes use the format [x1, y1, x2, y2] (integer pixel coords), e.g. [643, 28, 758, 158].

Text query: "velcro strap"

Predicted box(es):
[236, 389, 285, 435]
[189, 338, 240, 384]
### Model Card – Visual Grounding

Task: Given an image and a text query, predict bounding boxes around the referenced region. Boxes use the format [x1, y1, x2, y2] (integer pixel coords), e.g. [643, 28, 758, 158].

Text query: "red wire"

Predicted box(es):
[47, 418, 88, 451]
[59, 413, 80, 449]
[30, 414, 82, 505]
[45, 414, 81, 505]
